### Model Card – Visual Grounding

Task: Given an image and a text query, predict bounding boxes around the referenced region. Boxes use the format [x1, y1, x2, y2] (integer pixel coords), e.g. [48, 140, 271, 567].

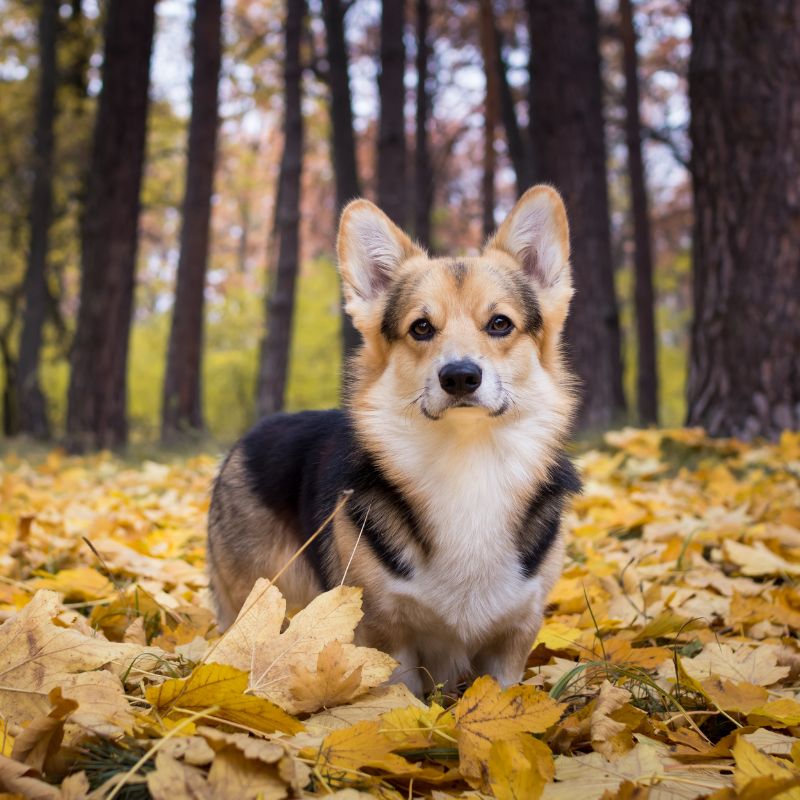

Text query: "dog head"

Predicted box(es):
[337, 186, 576, 433]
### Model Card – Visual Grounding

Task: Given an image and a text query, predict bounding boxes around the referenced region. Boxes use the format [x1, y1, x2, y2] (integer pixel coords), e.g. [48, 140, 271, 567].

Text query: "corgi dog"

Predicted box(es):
[208, 185, 580, 695]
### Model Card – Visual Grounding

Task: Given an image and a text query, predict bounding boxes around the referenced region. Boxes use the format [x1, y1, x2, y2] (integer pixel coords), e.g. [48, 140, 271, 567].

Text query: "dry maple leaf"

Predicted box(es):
[206, 746, 288, 800]
[680, 643, 790, 687]
[542, 744, 663, 799]
[289, 640, 364, 712]
[145, 663, 302, 734]
[732, 737, 800, 798]
[212, 579, 396, 713]
[0, 590, 154, 726]
[590, 681, 637, 759]
[453, 675, 564, 787]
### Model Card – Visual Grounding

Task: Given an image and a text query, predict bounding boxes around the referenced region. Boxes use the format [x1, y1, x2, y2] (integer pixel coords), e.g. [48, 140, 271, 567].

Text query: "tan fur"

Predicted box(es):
[209, 186, 577, 693]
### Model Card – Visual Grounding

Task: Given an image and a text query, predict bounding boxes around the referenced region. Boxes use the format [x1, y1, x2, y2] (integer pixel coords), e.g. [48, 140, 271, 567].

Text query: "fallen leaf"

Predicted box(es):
[0, 753, 59, 799]
[207, 746, 288, 800]
[10, 688, 77, 773]
[146, 752, 212, 800]
[0, 590, 149, 725]
[145, 663, 302, 734]
[453, 675, 564, 787]
[289, 640, 365, 712]
[214, 580, 396, 713]
[680, 643, 790, 686]
[489, 735, 554, 800]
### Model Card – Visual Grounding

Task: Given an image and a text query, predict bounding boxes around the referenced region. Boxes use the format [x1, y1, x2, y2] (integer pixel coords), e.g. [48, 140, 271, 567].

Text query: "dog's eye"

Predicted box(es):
[409, 318, 435, 341]
[487, 315, 514, 336]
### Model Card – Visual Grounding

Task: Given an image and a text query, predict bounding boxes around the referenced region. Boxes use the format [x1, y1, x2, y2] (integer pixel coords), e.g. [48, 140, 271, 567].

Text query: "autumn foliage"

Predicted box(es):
[1, 428, 800, 797]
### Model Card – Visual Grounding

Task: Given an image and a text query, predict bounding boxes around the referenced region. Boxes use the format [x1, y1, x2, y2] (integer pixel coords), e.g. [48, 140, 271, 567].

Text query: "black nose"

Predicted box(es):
[438, 360, 482, 397]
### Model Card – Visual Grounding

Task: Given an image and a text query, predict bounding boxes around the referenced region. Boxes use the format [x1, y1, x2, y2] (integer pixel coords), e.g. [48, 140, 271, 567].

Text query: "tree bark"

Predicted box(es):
[619, 0, 658, 425]
[161, 0, 222, 442]
[256, 0, 306, 418]
[479, 0, 499, 239]
[494, 19, 533, 195]
[321, 0, 362, 368]
[18, 0, 58, 439]
[414, 0, 433, 249]
[528, 0, 626, 430]
[377, 0, 407, 227]
[65, 0, 156, 452]
[686, 0, 800, 440]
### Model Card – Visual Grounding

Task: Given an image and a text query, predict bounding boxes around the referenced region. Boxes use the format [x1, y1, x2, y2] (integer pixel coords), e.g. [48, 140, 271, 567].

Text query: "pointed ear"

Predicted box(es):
[488, 185, 570, 290]
[336, 200, 421, 310]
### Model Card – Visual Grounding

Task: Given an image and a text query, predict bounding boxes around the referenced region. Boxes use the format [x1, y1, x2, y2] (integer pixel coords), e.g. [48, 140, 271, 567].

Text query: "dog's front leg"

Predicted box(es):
[472, 624, 539, 688]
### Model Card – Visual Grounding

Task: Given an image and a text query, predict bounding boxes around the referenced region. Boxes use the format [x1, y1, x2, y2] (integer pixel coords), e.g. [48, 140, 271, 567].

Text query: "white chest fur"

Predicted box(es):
[373, 409, 555, 646]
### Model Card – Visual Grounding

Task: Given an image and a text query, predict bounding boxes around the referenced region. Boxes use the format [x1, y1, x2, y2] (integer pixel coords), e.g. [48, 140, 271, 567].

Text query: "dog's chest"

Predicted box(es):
[387, 433, 544, 643]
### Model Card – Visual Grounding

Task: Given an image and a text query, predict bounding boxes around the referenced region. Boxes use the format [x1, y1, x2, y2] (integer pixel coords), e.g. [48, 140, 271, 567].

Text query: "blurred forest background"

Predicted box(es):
[0, 0, 797, 451]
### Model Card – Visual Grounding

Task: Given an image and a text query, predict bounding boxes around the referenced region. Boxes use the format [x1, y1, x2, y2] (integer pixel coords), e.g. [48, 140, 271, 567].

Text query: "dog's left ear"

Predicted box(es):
[488, 185, 571, 291]
[337, 200, 422, 326]
[487, 185, 573, 344]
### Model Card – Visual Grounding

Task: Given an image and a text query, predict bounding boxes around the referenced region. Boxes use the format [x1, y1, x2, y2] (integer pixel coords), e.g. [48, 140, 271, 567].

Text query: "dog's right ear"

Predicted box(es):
[337, 200, 421, 323]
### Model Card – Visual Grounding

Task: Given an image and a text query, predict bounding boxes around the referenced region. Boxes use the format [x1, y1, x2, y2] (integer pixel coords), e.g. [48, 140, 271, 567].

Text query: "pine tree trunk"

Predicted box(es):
[494, 19, 533, 195]
[620, 0, 658, 425]
[377, 0, 407, 227]
[18, 0, 58, 439]
[65, 0, 156, 452]
[479, 0, 498, 239]
[161, 0, 222, 443]
[686, 0, 800, 439]
[256, 0, 306, 418]
[321, 0, 361, 368]
[414, 0, 433, 249]
[528, 0, 626, 430]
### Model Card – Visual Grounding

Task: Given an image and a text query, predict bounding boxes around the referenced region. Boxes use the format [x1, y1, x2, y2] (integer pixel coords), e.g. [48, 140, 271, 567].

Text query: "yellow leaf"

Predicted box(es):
[489, 735, 554, 800]
[748, 699, 800, 728]
[380, 703, 456, 749]
[145, 663, 302, 735]
[732, 737, 800, 799]
[317, 720, 420, 775]
[31, 567, 115, 602]
[534, 622, 587, 653]
[0, 720, 14, 758]
[699, 677, 769, 714]
[632, 611, 692, 642]
[289, 640, 365, 713]
[723, 540, 800, 577]
[453, 675, 564, 787]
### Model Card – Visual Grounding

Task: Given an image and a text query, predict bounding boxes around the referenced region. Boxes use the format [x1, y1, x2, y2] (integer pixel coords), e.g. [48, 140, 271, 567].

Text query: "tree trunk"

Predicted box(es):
[528, 0, 626, 430]
[18, 0, 58, 439]
[494, 19, 533, 194]
[479, 0, 499, 239]
[161, 0, 222, 443]
[321, 0, 362, 369]
[414, 0, 433, 249]
[620, 0, 658, 425]
[256, 0, 306, 418]
[65, 0, 156, 452]
[377, 0, 407, 227]
[686, 0, 800, 440]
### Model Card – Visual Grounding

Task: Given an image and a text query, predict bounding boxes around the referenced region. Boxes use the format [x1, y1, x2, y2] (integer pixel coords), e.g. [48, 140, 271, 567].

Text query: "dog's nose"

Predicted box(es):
[438, 360, 482, 397]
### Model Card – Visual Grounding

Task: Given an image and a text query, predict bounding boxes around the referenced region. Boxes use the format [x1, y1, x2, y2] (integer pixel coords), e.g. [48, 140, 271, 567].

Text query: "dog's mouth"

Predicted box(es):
[420, 398, 510, 421]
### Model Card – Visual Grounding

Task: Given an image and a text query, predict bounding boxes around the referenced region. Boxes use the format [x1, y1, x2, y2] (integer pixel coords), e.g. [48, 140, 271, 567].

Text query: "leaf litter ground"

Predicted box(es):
[0, 428, 799, 799]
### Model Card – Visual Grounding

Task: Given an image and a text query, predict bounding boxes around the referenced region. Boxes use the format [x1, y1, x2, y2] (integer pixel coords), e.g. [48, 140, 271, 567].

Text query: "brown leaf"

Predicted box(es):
[146, 752, 212, 800]
[206, 747, 288, 800]
[0, 753, 59, 799]
[289, 640, 365, 712]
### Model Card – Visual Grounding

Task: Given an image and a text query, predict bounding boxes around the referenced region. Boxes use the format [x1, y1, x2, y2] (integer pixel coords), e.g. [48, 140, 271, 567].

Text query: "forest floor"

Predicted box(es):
[1, 428, 799, 799]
